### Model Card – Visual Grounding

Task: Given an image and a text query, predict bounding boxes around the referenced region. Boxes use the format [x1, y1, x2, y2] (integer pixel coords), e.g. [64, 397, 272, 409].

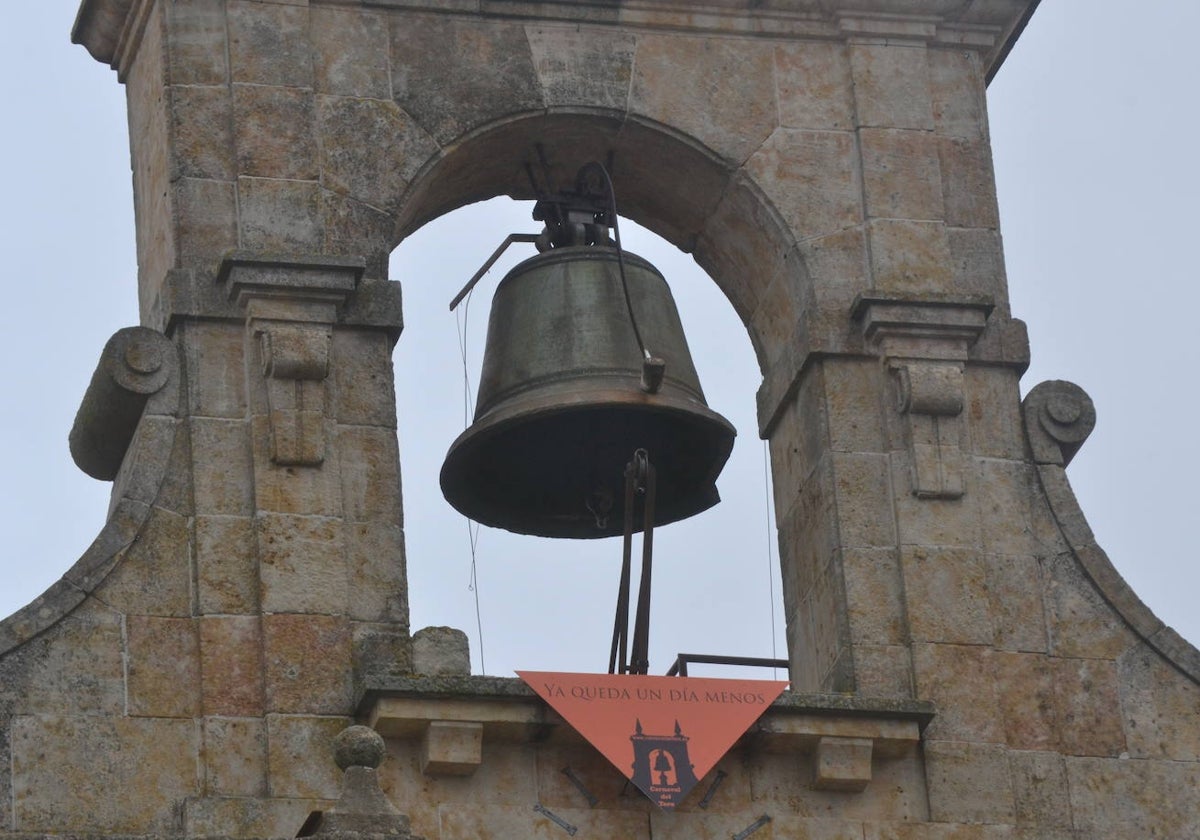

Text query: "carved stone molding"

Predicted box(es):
[854, 293, 993, 500]
[220, 253, 363, 467]
[1022, 379, 1096, 467]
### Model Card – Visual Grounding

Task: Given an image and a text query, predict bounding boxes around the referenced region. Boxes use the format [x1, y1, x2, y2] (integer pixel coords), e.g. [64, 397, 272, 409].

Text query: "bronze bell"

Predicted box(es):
[440, 244, 736, 538]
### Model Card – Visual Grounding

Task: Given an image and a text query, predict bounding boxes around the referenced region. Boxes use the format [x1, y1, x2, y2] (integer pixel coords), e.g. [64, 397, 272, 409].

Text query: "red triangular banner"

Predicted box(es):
[519, 671, 787, 810]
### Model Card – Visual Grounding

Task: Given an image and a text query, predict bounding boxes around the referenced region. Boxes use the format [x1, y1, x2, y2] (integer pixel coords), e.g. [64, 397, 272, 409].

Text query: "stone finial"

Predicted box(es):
[1022, 380, 1096, 466]
[335, 725, 388, 772]
[298, 726, 421, 839]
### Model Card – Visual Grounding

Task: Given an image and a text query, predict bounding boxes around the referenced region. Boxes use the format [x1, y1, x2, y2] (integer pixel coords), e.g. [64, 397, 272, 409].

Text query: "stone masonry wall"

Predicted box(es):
[0, 0, 1196, 837]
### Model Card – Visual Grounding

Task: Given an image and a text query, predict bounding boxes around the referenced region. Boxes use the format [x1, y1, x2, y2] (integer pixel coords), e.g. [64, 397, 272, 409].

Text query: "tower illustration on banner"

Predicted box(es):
[631, 719, 700, 807]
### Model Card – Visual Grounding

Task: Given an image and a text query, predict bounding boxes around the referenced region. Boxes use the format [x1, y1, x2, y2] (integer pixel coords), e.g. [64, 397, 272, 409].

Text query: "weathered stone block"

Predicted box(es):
[813, 736, 873, 791]
[420, 721, 482, 776]
[843, 548, 906, 646]
[196, 514, 259, 615]
[693, 175, 794, 347]
[170, 84, 235, 181]
[1009, 749, 1071, 829]
[11, 715, 199, 834]
[251, 441, 342, 522]
[803, 226, 871, 312]
[238, 176, 323, 253]
[902, 546, 993, 645]
[322, 192, 396, 280]
[317, 94, 436, 213]
[347, 521, 409, 624]
[0, 600, 124, 717]
[233, 84, 317, 180]
[832, 452, 896, 548]
[203, 716, 268, 797]
[767, 370, 828, 515]
[939, 136, 1000, 229]
[851, 643, 914, 698]
[1066, 756, 1200, 837]
[866, 219, 953, 293]
[860, 128, 944, 221]
[986, 554, 1048, 653]
[949, 226, 1009, 304]
[312, 7, 391, 98]
[173, 178, 239, 268]
[445, 803, 648, 839]
[776, 40, 854, 131]
[354, 622, 413, 684]
[166, 0, 230, 86]
[98, 506, 192, 617]
[745, 128, 861, 241]
[823, 358, 886, 455]
[191, 417, 254, 515]
[527, 24, 635, 111]
[338, 426, 403, 524]
[411, 626, 471, 676]
[1053, 657, 1125, 757]
[993, 652, 1058, 751]
[849, 42, 934, 131]
[1119, 643, 1200, 761]
[331, 329, 398, 427]
[631, 34, 776, 164]
[127, 615, 200, 718]
[913, 644, 1002, 743]
[1043, 552, 1134, 661]
[924, 740, 1015, 825]
[389, 15, 542, 144]
[263, 613, 354, 714]
[185, 795, 328, 840]
[228, 0, 313, 88]
[257, 513, 348, 616]
[266, 714, 355, 800]
[180, 321, 247, 418]
[929, 47, 985, 140]
[750, 744, 927, 823]
[200, 615, 265, 717]
[890, 452, 982, 548]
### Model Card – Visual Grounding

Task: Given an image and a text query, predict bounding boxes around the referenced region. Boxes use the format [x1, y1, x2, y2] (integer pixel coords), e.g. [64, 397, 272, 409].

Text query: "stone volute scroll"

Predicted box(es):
[220, 253, 364, 466]
[1022, 379, 1096, 466]
[853, 293, 993, 500]
[69, 326, 178, 480]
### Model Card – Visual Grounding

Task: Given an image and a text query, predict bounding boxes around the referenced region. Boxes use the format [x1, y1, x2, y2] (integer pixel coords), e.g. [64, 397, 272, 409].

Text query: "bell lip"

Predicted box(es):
[439, 386, 737, 539]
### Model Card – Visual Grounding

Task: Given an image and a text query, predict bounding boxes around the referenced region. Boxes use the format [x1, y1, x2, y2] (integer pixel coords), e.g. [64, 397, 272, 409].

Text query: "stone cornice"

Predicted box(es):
[73, 0, 1040, 81]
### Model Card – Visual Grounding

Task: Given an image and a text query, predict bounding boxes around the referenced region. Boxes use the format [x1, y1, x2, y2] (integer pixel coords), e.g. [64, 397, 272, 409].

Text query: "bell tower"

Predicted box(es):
[1, 0, 1199, 837]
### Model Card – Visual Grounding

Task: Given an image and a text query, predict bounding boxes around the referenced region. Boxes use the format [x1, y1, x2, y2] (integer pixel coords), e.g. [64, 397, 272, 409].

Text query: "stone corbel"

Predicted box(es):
[219, 253, 364, 467]
[853, 294, 993, 500]
[258, 322, 331, 466]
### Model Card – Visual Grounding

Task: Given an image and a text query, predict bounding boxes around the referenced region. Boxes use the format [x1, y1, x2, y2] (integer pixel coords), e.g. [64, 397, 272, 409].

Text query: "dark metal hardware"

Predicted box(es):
[666, 654, 789, 677]
[561, 766, 599, 808]
[732, 814, 772, 840]
[533, 803, 578, 836]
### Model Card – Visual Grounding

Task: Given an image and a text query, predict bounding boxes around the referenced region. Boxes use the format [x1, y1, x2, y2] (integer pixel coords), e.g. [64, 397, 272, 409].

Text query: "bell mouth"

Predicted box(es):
[439, 380, 736, 539]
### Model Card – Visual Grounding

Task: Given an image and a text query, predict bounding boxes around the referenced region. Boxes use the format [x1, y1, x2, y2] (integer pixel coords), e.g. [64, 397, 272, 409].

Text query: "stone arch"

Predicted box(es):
[383, 110, 810, 378]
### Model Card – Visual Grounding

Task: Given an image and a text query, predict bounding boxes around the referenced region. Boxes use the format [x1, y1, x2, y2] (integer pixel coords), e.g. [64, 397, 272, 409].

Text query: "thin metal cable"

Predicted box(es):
[762, 439, 779, 680]
[580, 162, 652, 362]
[455, 290, 487, 676]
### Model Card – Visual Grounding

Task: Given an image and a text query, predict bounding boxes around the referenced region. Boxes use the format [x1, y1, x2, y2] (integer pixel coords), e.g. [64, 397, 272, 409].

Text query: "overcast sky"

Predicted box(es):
[1, 1, 1196, 678]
